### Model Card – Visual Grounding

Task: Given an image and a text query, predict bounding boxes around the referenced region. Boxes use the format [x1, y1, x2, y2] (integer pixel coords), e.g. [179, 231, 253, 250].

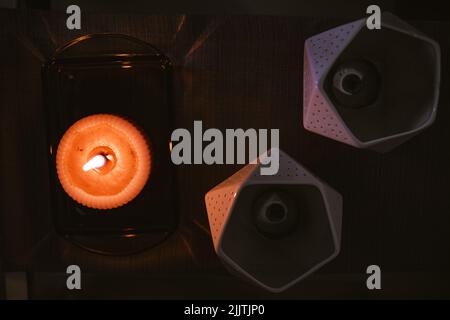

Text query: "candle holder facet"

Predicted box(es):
[43, 34, 178, 255]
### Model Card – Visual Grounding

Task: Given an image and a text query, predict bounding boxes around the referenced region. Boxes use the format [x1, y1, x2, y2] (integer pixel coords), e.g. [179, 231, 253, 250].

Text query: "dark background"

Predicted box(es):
[8, 0, 450, 21]
[1, 1, 450, 299]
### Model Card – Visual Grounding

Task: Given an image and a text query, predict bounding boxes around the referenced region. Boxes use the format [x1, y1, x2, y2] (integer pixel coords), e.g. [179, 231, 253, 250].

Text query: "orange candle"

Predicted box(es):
[56, 114, 151, 209]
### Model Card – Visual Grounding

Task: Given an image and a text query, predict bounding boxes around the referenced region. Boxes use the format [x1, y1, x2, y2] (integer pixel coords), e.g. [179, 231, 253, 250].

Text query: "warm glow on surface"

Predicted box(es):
[56, 114, 151, 209]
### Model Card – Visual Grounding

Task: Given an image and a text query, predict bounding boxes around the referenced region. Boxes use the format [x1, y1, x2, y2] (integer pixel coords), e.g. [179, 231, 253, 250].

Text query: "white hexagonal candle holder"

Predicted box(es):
[303, 13, 440, 152]
[204, 149, 342, 292]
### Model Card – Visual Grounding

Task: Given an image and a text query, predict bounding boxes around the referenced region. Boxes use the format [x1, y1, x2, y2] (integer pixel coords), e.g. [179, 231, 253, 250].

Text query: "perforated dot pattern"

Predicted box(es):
[204, 164, 257, 250]
[250, 150, 313, 183]
[305, 20, 363, 80]
[205, 187, 238, 249]
[304, 88, 356, 145]
[216, 165, 256, 192]
[303, 19, 364, 147]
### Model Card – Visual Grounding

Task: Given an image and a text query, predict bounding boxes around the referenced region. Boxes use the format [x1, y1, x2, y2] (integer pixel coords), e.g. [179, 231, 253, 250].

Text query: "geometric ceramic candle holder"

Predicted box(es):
[303, 13, 440, 152]
[43, 34, 178, 255]
[205, 149, 342, 292]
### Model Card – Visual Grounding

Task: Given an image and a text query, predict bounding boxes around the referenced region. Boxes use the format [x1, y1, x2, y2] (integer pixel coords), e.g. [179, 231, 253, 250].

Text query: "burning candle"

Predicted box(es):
[56, 114, 151, 209]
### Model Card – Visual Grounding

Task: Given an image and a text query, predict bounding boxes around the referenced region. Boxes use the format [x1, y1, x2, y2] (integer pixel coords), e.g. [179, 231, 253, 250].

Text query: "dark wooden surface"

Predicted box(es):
[1, 9, 450, 298]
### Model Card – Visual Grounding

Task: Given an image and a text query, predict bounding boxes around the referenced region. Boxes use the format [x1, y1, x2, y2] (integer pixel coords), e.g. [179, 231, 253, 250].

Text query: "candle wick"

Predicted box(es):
[83, 154, 107, 172]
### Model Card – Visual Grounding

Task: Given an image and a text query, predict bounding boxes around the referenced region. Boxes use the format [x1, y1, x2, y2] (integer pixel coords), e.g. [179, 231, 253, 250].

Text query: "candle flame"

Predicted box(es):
[83, 154, 107, 172]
